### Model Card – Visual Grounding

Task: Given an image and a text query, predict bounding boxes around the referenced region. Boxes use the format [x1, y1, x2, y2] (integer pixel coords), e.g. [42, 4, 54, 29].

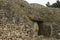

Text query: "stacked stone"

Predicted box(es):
[0, 0, 39, 40]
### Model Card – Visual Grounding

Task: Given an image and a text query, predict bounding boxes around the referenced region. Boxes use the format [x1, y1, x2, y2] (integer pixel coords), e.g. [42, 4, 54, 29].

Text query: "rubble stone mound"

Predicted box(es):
[0, 0, 60, 40]
[0, 0, 39, 40]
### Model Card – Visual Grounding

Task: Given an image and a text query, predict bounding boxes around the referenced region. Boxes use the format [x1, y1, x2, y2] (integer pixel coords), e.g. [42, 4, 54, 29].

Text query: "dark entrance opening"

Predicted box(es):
[37, 21, 44, 36]
[30, 19, 44, 36]
[31, 19, 51, 37]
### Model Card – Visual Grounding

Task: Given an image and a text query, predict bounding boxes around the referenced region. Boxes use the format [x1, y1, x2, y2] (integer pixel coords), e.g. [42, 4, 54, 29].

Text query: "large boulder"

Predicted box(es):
[28, 3, 60, 37]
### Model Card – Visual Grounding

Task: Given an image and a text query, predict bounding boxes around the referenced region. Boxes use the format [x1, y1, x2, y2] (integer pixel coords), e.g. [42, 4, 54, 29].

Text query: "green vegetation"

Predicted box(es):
[46, 0, 60, 8]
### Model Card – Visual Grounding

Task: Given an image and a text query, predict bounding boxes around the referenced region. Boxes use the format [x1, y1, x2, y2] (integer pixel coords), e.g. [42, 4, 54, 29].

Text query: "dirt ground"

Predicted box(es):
[39, 35, 60, 40]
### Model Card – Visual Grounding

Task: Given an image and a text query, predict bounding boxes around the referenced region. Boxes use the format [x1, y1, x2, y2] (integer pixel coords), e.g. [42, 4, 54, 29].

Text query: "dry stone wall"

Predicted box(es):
[0, 0, 39, 40]
[0, 0, 60, 40]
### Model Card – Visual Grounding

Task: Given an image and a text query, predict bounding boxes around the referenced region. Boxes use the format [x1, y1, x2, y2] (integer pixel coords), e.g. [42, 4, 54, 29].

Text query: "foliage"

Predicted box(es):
[46, 0, 60, 8]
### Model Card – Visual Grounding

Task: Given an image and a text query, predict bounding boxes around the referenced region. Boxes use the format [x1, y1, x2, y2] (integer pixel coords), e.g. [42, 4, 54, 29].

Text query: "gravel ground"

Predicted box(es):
[39, 35, 60, 40]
